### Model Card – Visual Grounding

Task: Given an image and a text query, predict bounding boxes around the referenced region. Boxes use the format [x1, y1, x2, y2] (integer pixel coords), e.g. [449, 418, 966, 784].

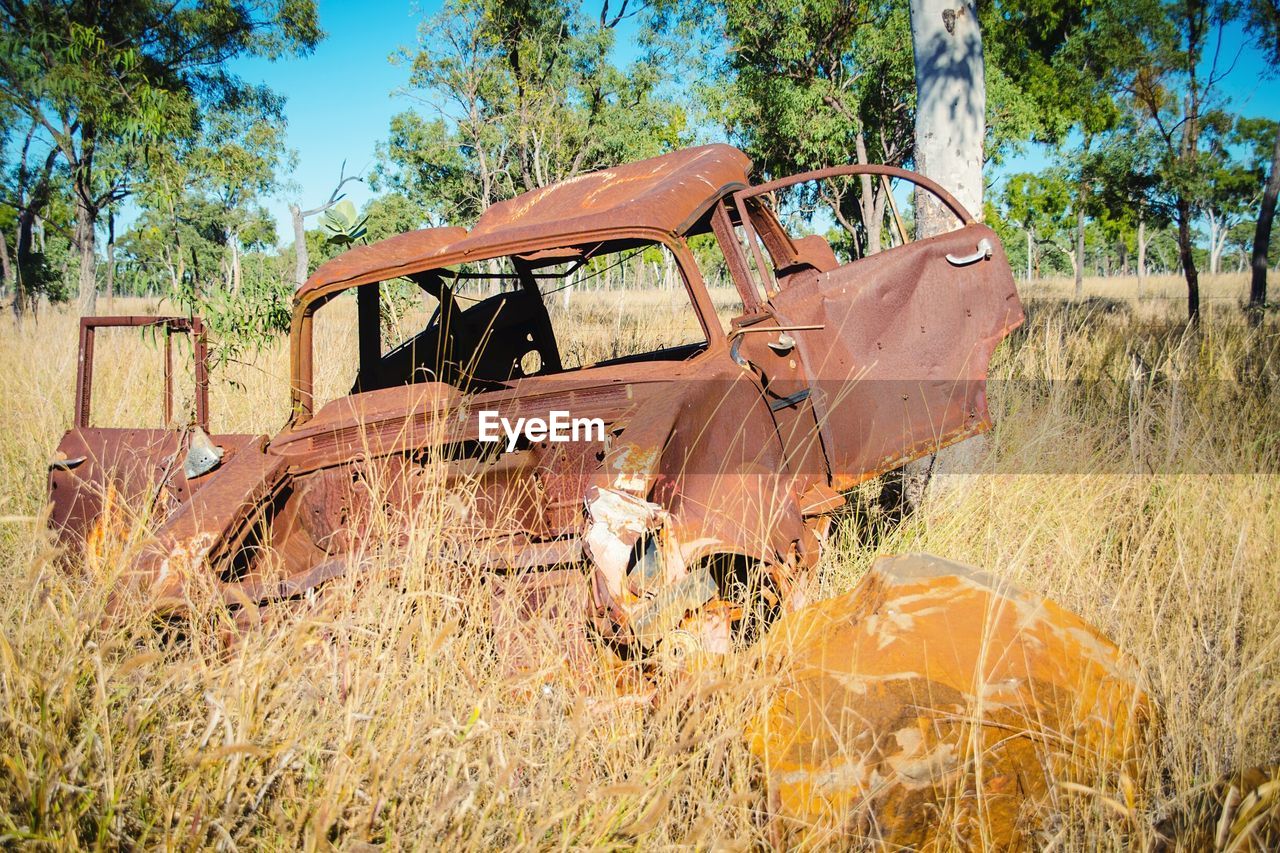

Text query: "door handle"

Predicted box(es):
[945, 238, 992, 266]
[729, 323, 823, 367]
[767, 332, 796, 354]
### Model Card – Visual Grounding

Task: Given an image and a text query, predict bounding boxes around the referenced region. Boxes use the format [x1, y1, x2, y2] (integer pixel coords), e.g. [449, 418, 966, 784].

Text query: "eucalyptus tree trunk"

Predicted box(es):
[291, 204, 308, 290]
[14, 204, 45, 322]
[72, 127, 100, 315]
[1247, 127, 1280, 326]
[227, 227, 242, 296]
[1203, 206, 1223, 272]
[1137, 217, 1147, 299]
[1177, 198, 1201, 323]
[75, 196, 98, 314]
[1075, 200, 1085, 299]
[899, 0, 986, 511]
[853, 128, 884, 255]
[909, 0, 985, 236]
[105, 209, 116, 304]
[290, 171, 364, 290]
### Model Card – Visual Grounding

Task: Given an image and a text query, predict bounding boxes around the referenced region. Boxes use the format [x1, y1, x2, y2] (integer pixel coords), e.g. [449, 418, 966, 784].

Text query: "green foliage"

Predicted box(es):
[710, 0, 914, 174]
[15, 248, 70, 303]
[0, 0, 321, 305]
[1243, 0, 1280, 69]
[979, 0, 1122, 152]
[173, 251, 294, 368]
[1089, 119, 1167, 228]
[362, 193, 427, 242]
[686, 233, 729, 287]
[372, 0, 687, 226]
[698, 0, 913, 254]
[319, 200, 369, 247]
[999, 169, 1080, 273]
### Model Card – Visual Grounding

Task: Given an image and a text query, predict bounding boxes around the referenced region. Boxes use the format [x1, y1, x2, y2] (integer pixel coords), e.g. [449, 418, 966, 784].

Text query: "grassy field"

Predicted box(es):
[0, 270, 1277, 848]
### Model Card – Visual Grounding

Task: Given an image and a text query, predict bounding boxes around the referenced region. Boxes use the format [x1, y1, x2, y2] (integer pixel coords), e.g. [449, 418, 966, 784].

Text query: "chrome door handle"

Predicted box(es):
[945, 238, 992, 266]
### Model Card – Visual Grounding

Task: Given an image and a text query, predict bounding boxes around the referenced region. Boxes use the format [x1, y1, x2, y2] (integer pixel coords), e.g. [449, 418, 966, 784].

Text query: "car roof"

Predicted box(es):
[296, 144, 751, 306]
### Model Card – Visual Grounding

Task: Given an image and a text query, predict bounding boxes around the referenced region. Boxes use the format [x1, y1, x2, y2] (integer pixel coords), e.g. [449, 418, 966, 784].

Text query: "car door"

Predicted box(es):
[731, 166, 1025, 490]
[47, 316, 253, 545]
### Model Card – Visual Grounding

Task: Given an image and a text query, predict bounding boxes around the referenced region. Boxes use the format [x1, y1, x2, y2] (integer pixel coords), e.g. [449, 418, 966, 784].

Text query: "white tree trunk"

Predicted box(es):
[1060, 245, 1078, 279]
[1025, 229, 1032, 280]
[226, 226, 242, 295]
[903, 0, 986, 510]
[290, 203, 308, 290]
[909, 0, 985, 236]
[1206, 210, 1223, 274]
[1137, 217, 1147, 299]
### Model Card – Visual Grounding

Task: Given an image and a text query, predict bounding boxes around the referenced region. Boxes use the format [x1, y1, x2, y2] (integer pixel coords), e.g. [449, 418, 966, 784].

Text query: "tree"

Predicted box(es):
[709, 0, 915, 257]
[288, 166, 363, 289]
[376, 0, 685, 227]
[1197, 113, 1266, 275]
[1244, 0, 1280, 321]
[977, 2, 1089, 153]
[1090, 116, 1167, 296]
[0, 0, 321, 313]
[362, 193, 428, 242]
[1104, 0, 1238, 323]
[1000, 170, 1078, 279]
[1, 117, 65, 318]
[0, 206, 11, 291]
[897, 0, 987, 509]
[0, 103, 13, 293]
[189, 98, 292, 296]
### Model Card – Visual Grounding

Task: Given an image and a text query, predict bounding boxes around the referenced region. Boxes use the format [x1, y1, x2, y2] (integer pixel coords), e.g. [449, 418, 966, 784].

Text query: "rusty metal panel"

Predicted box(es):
[295, 145, 751, 306]
[458, 144, 751, 247]
[48, 429, 261, 546]
[298, 228, 466, 304]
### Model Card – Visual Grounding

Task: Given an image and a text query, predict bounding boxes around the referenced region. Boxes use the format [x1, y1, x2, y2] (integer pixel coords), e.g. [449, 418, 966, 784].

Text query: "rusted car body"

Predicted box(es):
[48, 145, 1023, 653]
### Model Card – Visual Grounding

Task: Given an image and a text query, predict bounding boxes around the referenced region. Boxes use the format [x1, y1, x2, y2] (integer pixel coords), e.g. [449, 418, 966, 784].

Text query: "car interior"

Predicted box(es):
[316, 195, 847, 406]
[345, 239, 711, 396]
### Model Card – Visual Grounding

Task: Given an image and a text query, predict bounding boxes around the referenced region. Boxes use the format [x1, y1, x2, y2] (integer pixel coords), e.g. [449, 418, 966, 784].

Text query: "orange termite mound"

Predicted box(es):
[750, 553, 1153, 849]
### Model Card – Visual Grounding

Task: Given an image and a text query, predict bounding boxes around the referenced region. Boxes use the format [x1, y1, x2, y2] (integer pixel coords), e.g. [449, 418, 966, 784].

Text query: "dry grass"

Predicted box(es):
[0, 272, 1278, 848]
[1018, 269, 1253, 311]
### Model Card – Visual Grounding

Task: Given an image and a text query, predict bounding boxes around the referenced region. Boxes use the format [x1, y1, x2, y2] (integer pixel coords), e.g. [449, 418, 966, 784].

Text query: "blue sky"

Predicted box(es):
[234, 1, 1280, 242]
[230, 1, 428, 236]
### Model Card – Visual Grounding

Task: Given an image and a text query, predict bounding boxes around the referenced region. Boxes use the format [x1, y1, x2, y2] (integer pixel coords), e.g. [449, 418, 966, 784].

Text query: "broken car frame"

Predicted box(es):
[48, 145, 1024, 654]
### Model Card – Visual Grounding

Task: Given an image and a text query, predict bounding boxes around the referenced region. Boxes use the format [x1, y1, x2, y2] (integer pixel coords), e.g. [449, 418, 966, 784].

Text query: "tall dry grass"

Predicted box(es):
[0, 272, 1277, 848]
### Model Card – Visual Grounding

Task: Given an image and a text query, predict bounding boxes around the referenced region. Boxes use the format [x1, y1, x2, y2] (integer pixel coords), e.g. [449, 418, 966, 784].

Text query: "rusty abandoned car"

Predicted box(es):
[47, 144, 1024, 655]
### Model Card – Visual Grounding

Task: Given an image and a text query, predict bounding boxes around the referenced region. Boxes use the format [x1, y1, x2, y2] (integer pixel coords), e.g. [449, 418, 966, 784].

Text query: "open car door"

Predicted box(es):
[731, 166, 1024, 490]
[48, 316, 253, 545]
